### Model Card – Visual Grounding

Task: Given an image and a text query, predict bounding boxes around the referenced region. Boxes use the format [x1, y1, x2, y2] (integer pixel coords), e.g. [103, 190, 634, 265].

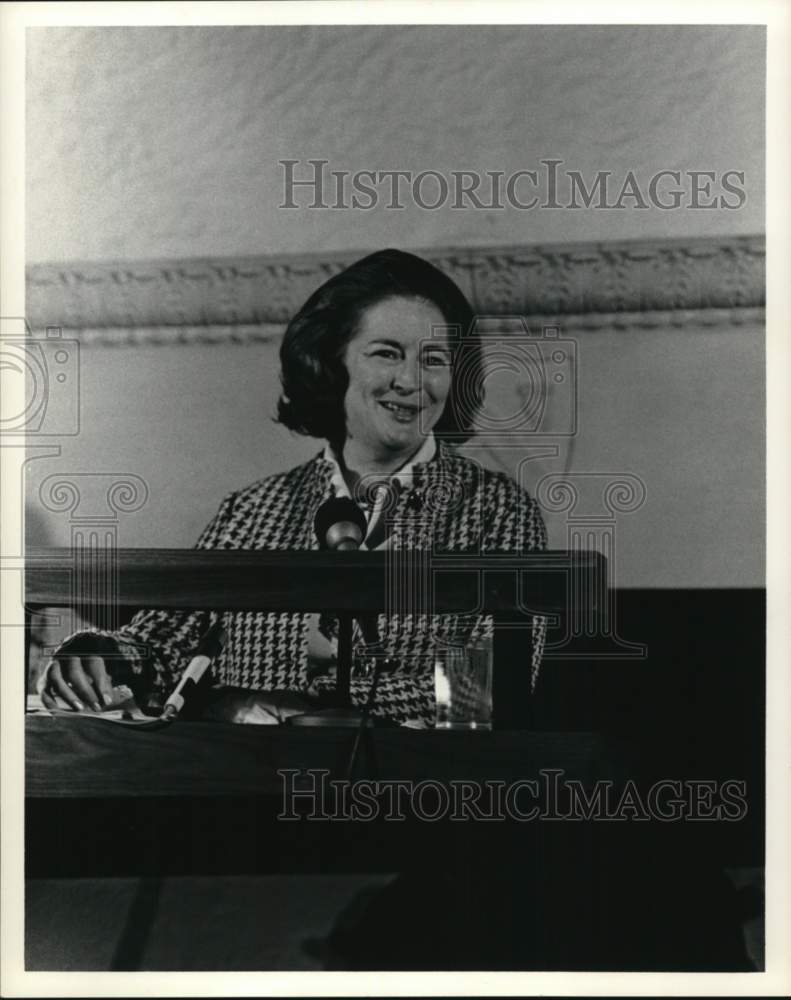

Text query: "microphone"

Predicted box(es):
[161, 619, 225, 721]
[289, 498, 386, 727]
[314, 497, 368, 551]
[314, 497, 381, 650]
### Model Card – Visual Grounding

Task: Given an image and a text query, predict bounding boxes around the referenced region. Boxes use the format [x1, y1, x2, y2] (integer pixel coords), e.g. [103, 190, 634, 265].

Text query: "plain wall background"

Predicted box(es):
[24, 25, 765, 589]
[27, 25, 764, 262]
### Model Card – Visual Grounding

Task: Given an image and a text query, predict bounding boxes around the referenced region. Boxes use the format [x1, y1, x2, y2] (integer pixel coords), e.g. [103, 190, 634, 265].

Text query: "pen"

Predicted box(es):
[161, 619, 226, 721]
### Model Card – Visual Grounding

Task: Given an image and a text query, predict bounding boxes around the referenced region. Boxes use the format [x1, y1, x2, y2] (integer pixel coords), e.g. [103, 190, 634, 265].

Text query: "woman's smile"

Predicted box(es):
[379, 399, 421, 421]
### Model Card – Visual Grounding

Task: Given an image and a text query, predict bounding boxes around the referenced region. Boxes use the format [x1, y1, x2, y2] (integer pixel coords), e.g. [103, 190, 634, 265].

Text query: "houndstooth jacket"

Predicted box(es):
[58, 442, 547, 724]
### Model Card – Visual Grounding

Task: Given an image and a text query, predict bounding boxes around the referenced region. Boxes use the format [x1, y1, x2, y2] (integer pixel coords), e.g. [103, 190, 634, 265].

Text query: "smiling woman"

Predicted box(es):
[342, 297, 452, 473]
[39, 249, 547, 725]
[276, 248, 481, 452]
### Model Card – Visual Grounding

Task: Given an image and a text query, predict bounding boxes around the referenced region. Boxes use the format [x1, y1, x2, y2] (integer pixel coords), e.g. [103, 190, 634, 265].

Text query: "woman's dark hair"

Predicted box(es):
[276, 248, 482, 448]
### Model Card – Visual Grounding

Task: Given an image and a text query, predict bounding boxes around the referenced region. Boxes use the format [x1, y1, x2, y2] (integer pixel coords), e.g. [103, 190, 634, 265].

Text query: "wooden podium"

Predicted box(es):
[26, 546, 607, 728]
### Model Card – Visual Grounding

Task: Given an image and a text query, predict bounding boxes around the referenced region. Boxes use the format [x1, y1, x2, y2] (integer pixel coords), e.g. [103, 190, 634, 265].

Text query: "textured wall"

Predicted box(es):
[24, 314, 765, 589]
[23, 26, 765, 590]
[26, 25, 764, 263]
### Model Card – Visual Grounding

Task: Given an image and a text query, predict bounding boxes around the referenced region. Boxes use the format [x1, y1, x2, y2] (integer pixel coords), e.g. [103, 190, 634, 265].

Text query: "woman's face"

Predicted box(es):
[342, 296, 453, 466]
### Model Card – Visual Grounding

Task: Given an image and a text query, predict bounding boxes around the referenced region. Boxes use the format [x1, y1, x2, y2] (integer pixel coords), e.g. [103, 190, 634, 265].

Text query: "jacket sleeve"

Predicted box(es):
[44, 491, 238, 710]
[482, 475, 548, 692]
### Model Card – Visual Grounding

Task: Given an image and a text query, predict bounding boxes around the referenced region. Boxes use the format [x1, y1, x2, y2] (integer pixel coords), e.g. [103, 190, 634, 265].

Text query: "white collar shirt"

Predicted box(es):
[321, 433, 437, 551]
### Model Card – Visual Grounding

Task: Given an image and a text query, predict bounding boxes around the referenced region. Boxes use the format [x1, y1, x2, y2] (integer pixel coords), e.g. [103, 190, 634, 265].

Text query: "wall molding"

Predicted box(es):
[26, 235, 765, 344]
[48, 306, 765, 348]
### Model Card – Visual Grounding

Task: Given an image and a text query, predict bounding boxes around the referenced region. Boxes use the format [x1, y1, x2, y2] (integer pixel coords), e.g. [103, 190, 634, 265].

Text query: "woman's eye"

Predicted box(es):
[372, 348, 399, 360]
[424, 353, 451, 368]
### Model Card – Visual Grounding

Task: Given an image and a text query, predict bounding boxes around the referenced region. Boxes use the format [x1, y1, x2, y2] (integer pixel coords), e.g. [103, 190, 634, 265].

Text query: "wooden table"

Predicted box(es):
[26, 714, 617, 797]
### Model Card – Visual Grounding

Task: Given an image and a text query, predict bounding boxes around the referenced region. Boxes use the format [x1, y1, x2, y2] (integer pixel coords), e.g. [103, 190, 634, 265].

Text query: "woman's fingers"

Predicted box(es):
[40, 688, 57, 711]
[40, 650, 117, 713]
[83, 656, 114, 707]
[45, 659, 86, 711]
[62, 657, 103, 711]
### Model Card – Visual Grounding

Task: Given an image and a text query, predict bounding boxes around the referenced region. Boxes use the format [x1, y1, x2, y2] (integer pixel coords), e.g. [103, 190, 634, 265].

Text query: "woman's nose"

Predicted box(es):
[391, 355, 420, 392]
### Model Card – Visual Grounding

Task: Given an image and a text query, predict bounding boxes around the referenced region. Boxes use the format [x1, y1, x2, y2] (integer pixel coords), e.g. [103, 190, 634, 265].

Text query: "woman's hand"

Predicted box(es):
[38, 639, 117, 712]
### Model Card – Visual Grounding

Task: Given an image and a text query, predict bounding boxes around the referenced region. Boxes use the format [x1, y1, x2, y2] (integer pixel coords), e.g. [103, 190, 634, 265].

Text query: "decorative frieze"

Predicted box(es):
[26, 236, 765, 345]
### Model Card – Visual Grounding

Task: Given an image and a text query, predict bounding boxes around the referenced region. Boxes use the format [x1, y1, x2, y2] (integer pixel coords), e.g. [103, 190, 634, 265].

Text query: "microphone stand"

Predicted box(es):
[287, 612, 369, 727]
[287, 497, 385, 728]
[336, 612, 354, 707]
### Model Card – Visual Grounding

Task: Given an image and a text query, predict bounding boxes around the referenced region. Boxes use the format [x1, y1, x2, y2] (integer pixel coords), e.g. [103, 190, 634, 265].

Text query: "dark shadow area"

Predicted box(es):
[25, 587, 764, 971]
